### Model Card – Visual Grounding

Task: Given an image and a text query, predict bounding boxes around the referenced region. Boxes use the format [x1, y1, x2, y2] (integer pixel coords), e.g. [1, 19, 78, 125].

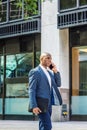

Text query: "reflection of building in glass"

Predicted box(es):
[0, 0, 39, 23]
[6, 53, 33, 78]
[6, 83, 28, 97]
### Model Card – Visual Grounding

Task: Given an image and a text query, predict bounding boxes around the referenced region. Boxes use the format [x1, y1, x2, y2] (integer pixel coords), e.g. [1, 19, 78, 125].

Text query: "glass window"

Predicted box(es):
[9, 0, 22, 21]
[5, 52, 34, 98]
[5, 98, 32, 115]
[0, 56, 4, 114]
[79, 50, 87, 95]
[80, 0, 87, 6]
[60, 0, 77, 10]
[0, 56, 4, 97]
[6, 53, 33, 78]
[5, 52, 40, 115]
[70, 27, 87, 46]
[72, 47, 87, 115]
[24, 0, 38, 18]
[0, 1, 7, 23]
[0, 36, 41, 117]
[0, 0, 39, 23]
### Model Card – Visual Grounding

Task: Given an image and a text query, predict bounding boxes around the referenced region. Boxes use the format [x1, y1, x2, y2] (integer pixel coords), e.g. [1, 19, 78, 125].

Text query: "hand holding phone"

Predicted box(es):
[49, 63, 58, 73]
[49, 64, 54, 70]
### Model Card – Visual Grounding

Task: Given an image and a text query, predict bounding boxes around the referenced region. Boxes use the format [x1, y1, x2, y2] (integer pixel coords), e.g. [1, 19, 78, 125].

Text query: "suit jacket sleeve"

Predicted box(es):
[54, 72, 61, 87]
[28, 69, 40, 110]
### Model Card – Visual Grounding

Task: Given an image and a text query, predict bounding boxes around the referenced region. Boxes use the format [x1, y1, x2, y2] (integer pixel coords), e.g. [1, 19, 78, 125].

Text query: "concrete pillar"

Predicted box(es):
[41, 0, 69, 121]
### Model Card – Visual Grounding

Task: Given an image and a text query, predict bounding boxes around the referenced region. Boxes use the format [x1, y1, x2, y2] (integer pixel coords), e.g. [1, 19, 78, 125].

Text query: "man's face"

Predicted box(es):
[41, 55, 52, 67]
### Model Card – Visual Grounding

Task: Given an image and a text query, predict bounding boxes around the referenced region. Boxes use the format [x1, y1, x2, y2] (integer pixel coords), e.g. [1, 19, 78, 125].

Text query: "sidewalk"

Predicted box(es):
[0, 120, 87, 130]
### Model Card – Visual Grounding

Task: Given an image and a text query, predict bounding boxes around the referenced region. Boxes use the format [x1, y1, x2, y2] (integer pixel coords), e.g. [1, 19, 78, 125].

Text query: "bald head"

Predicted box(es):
[40, 52, 52, 61]
[39, 52, 52, 68]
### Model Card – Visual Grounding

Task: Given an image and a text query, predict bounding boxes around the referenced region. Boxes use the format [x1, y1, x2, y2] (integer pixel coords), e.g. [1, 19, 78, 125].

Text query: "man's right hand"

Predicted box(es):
[33, 107, 42, 115]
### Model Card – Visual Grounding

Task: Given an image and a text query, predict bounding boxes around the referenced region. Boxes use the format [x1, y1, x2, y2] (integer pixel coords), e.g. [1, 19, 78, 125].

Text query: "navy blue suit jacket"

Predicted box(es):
[28, 65, 62, 110]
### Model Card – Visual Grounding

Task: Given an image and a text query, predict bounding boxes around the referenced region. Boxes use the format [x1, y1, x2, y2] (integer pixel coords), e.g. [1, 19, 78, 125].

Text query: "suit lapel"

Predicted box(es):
[38, 66, 51, 88]
[48, 70, 63, 105]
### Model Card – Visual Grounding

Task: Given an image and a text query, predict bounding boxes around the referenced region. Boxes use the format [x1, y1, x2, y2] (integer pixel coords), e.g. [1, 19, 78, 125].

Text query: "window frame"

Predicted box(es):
[0, 0, 41, 25]
[58, 0, 87, 13]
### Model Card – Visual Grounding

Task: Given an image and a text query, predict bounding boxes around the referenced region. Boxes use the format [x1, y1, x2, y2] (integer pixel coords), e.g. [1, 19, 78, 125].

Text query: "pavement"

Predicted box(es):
[0, 120, 87, 130]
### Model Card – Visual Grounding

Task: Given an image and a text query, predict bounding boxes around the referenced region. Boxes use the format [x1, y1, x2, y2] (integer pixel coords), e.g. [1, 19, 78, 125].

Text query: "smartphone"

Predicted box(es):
[49, 64, 54, 69]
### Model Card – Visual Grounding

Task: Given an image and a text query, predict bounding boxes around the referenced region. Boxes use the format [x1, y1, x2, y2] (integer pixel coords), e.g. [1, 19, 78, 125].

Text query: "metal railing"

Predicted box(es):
[58, 9, 87, 29]
[0, 18, 41, 39]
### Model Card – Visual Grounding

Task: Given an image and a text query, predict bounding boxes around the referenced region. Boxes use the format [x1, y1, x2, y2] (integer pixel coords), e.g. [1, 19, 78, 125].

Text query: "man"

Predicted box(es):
[28, 52, 62, 130]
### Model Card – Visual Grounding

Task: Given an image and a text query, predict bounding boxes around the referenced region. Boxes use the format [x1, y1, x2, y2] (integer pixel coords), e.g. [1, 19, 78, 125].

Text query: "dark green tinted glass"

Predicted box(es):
[80, 0, 87, 6]
[0, 2, 7, 23]
[60, 0, 76, 10]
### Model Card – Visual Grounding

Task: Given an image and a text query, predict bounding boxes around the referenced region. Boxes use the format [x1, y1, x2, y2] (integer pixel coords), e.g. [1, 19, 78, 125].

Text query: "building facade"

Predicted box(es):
[0, 0, 87, 121]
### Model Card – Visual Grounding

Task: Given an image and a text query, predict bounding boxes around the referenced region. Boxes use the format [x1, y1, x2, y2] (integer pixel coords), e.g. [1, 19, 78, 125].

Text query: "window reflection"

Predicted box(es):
[5, 52, 40, 97]
[79, 49, 87, 95]
[72, 47, 87, 96]
[0, 0, 39, 23]
[80, 0, 87, 6]
[0, 56, 3, 114]
[0, 56, 4, 97]
[9, 0, 22, 21]
[72, 47, 87, 115]
[6, 83, 28, 97]
[6, 53, 33, 78]
[60, 0, 76, 10]
[0, 1, 7, 22]
[60, 0, 87, 11]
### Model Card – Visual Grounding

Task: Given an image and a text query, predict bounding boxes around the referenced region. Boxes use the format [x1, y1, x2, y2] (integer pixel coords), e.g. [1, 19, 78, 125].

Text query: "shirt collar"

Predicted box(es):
[39, 64, 47, 71]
